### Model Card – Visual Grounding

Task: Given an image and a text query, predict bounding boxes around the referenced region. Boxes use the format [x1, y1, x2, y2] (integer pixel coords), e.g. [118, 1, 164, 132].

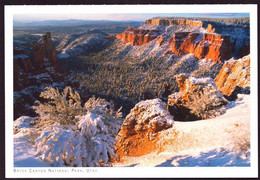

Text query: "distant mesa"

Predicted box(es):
[145, 18, 203, 27]
[116, 18, 231, 63]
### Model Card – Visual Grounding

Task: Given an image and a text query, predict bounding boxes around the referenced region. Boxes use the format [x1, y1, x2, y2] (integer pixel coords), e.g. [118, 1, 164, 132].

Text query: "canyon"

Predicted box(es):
[116, 18, 232, 63]
[12, 17, 251, 168]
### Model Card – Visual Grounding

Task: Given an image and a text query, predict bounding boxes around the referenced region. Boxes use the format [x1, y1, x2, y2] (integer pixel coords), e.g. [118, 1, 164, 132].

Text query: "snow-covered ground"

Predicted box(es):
[114, 94, 250, 167]
[13, 94, 250, 167]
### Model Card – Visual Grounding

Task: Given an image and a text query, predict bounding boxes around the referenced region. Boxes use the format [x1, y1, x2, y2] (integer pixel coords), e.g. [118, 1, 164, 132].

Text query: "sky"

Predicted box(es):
[14, 13, 249, 22]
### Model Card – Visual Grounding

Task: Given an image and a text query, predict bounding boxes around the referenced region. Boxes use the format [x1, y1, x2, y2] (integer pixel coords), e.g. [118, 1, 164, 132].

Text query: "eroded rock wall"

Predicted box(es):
[116, 27, 161, 46]
[214, 55, 250, 99]
[172, 32, 231, 63]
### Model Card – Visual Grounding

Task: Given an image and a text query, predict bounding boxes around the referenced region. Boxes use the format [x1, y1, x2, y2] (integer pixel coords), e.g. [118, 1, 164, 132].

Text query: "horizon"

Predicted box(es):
[14, 13, 249, 22]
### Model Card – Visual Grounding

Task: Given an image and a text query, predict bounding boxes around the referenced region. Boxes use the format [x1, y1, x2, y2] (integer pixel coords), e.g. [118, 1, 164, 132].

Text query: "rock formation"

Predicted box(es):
[116, 27, 161, 46]
[14, 32, 63, 92]
[172, 32, 231, 63]
[115, 98, 174, 160]
[13, 50, 33, 91]
[14, 32, 64, 119]
[117, 18, 231, 63]
[167, 74, 228, 121]
[214, 55, 250, 100]
[32, 32, 60, 73]
[145, 19, 203, 27]
[206, 24, 215, 33]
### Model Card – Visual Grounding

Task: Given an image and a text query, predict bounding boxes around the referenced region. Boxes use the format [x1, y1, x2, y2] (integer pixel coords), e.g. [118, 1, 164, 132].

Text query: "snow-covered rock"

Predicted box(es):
[168, 74, 227, 120]
[215, 54, 250, 100]
[114, 94, 250, 167]
[115, 98, 174, 160]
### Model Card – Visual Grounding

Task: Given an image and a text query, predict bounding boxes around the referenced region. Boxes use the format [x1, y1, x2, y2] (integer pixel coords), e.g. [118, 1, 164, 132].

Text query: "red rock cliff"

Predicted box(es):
[115, 98, 174, 160]
[214, 55, 250, 98]
[172, 32, 231, 63]
[116, 27, 160, 46]
[145, 19, 203, 27]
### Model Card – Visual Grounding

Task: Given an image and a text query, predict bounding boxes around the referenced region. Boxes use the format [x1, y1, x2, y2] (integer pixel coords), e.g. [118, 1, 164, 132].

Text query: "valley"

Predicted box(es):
[12, 16, 251, 168]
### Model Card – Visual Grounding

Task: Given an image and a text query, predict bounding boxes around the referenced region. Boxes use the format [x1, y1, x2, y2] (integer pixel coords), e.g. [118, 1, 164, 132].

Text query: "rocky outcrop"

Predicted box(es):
[115, 98, 174, 160]
[32, 32, 60, 73]
[214, 55, 250, 100]
[14, 32, 63, 92]
[167, 74, 227, 121]
[14, 32, 64, 119]
[116, 27, 161, 46]
[13, 50, 33, 91]
[206, 24, 215, 33]
[172, 32, 231, 63]
[145, 19, 203, 27]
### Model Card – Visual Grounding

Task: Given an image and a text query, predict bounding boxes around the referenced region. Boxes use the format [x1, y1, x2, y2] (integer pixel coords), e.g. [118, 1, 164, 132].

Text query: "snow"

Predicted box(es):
[58, 51, 70, 59]
[14, 128, 51, 167]
[14, 116, 35, 129]
[198, 58, 215, 67]
[114, 94, 250, 167]
[131, 98, 174, 128]
[58, 35, 109, 58]
[13, 93, 250, 168]
[189, 76, 214, 85]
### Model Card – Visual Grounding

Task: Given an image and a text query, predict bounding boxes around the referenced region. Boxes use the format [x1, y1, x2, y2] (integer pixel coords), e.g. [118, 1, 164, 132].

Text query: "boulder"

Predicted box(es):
[168, 74, 227, 121]
[115, 98, 174, 160]
[214, 55, 250, 99]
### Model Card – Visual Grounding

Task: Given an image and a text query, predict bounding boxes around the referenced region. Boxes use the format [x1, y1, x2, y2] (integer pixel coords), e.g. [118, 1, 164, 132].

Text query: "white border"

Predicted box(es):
[5, 4, 258, 178]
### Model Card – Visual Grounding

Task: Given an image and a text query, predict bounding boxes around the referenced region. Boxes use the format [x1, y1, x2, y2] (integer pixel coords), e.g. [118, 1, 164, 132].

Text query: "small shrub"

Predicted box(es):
[33, 86, 83, 126]
[34, 87, 123, 167]
[187, 85, 227, 119]
[35, 112, 122, 167]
